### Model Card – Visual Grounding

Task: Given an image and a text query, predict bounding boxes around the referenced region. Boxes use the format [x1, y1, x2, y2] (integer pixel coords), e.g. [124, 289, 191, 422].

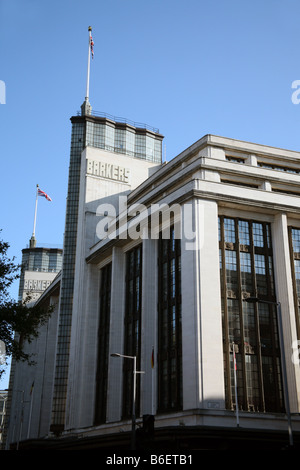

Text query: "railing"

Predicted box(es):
[77, 109, 160, 134]
[25, 243, 63, 249]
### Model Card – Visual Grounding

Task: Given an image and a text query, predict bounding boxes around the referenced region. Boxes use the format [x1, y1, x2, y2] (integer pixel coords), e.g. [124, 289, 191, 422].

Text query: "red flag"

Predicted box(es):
[233, 346, 237, 370]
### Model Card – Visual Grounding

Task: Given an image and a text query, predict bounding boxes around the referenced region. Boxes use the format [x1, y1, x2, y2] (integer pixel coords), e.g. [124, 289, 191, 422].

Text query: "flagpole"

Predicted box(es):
[32, 184, 39, 239]
[232, 342, 239, 427]
[85, 26, 92, 101]
[151, 346, 154, 415]
[27, 382, 34, 439]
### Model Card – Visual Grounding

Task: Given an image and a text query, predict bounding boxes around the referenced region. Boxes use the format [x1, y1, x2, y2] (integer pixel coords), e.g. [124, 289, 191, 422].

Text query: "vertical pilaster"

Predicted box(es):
[272, 213, 300, 412]
[181, 199, 225, 411]
[50, 118, 85, 433]
[141, 238, 158, 416]
[106, 247, 126, 422]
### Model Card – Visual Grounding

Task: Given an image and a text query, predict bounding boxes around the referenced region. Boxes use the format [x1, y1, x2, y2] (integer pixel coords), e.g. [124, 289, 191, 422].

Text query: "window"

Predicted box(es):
[289, 227, 300, 340]
[94, 263, 112, 424]
[157, 228, 182, 411]
[122, 245, 142, 419]
[219, 217, 283, 413]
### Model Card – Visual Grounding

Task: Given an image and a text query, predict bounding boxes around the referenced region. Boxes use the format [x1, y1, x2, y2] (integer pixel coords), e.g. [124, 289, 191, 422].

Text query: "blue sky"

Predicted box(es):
[1, 0, 300, 387]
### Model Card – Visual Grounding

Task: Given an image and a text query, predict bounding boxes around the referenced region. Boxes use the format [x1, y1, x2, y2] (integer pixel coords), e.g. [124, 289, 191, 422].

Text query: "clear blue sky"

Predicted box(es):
[1, 0, 300, 387]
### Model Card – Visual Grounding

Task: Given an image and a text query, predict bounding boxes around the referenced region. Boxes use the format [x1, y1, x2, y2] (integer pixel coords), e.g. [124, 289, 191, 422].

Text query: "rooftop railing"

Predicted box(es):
[77, 109, 160, 134]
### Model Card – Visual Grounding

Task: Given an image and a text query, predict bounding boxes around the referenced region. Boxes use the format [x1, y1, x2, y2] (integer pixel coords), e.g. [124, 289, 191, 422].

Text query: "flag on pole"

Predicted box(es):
[90, 34, 94, 58]
[38, 188, 52, 201]
[232, 342, 239, 426]
[233, 345, 237, 370]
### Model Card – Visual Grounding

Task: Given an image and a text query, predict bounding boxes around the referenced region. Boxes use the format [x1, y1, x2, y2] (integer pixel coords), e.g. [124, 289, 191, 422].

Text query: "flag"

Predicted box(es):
[233, 344, 237, 370]
[30, 381, 34, 395]
[151, 347, 154, 369]
[38, 188, 52, 201]
[90, 35, 94, 58]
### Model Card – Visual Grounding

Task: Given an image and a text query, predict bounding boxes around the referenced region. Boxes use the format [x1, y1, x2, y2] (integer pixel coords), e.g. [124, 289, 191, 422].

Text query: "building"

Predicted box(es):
[3, 242, 62, 449]
[0, 390, 8, 449]
[18, 240, 63, 305]
[4, 97, 300, 450]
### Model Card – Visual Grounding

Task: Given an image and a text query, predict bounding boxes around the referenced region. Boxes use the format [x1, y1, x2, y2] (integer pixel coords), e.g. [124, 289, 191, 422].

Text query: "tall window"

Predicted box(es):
[95, 263, 112, 424]
[123, 245, 142, 419]
[158, 228, 182, 412]
[219, 217, 283, 413]
[289, 227, 300, 340]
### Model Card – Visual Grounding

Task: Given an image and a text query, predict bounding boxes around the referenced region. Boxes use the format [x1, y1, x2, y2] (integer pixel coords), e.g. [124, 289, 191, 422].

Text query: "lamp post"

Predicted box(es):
[244, 296, 293, 447]
[111, 353, 142, 450]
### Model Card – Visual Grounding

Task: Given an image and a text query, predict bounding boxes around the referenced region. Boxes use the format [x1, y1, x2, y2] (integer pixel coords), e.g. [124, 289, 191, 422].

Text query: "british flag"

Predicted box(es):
[90, 35, 94, 59]
[38, 188, 52, 201]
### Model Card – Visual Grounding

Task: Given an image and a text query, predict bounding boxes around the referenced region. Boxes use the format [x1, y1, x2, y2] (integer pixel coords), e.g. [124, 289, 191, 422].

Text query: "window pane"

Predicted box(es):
[252, 223, 264, 247]
[224, 218, 236, 243]
[240, 252, 253, 293]
[225, 250, 238, 293]
[238, 220, 250, 245]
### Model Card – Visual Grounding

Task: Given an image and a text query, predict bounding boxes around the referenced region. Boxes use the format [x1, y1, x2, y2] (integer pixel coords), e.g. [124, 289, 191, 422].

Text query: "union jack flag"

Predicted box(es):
[38, 188, 52, 201]
[90, 35, 94, 58]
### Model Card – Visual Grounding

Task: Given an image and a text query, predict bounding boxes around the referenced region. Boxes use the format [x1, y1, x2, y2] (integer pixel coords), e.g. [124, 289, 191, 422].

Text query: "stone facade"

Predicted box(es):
[5, 127, 300, 449]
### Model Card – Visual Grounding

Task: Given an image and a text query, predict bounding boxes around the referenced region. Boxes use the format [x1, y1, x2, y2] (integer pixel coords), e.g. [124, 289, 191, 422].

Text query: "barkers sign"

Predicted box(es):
[24, 279, 52, 292]
[86, 158, 131, 183]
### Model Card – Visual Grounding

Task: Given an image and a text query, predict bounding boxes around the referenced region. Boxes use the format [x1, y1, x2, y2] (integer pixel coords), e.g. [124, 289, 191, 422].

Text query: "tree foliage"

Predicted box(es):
[0, 233, 53, 377]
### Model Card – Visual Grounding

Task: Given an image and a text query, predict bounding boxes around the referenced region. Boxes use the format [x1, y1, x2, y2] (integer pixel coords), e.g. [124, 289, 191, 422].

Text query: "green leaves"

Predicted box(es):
[0, 232, 53, 376]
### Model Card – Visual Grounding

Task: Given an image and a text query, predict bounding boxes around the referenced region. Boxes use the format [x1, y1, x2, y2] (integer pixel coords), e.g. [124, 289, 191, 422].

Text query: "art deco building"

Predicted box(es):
[4, 99, 300, 450]
[2, 242, 62, 448]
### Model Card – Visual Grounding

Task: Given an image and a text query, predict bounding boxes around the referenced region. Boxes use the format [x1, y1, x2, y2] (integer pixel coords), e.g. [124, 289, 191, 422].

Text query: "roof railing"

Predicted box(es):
[77, 109, 160, 134]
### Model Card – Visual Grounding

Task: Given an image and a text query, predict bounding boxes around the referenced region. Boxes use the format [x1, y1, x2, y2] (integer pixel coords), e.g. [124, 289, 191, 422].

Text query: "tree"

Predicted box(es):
[0, 233, 52, 378]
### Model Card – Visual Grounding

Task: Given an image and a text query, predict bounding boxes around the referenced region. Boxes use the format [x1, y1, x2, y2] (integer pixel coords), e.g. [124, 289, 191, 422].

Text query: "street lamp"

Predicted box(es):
[244, 296, 293, 447]
[111, 353, 144, 450]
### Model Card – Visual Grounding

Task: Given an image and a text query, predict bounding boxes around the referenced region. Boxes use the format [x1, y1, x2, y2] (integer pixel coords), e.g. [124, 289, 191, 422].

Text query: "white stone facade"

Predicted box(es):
[5, 133, 300, 449]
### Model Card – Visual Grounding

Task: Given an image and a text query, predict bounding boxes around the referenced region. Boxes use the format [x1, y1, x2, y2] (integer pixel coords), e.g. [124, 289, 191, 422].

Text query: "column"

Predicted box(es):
[106, 247, 126, 422]
[181, 198, 225, 411]
[141, 238, 158, 416]
[272, 213, 300, 412]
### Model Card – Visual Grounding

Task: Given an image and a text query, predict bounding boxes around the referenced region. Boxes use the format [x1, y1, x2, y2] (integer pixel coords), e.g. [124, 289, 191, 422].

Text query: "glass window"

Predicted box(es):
[292, 229, 300, 253]
[225, 251, 238, 293]
[252, 223, 264, 247]
[122, 245, 142, 419]
[158, 227, 182, 412]
[94, 263, 112, 424]
[224, 218, 236, 243]
[288, 227, 300, 340]
[238, 220, 250, 245]
[115, 128, 126, 152]
[219, 216, 283, 413]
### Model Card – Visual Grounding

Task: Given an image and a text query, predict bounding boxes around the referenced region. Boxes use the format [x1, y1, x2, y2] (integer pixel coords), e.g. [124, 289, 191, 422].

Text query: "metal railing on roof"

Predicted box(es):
[77, 109, 160, 134]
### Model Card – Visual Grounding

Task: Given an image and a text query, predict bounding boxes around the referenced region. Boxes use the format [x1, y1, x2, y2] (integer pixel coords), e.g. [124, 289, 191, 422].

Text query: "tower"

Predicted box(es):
[50, 27, 164, 434]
